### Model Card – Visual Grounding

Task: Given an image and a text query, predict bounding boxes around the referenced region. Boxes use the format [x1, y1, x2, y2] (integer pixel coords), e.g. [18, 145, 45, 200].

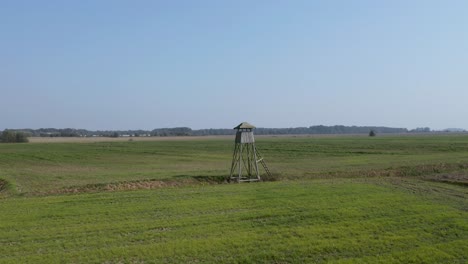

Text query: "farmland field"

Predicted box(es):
[0, 135, 467, 263]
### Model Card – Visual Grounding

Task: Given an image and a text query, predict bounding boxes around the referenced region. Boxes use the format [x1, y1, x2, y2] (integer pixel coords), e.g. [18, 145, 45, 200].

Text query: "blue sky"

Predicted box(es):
[1, 0, 467, 130]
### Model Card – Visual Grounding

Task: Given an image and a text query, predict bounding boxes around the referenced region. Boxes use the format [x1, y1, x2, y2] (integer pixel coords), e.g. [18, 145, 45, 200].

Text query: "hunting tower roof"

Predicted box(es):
[234, 122, 256, 129]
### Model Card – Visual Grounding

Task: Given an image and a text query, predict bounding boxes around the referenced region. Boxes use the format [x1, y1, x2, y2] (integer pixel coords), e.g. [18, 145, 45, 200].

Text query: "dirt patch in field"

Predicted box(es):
[299, 163, 468, 180]
[48, 180, 182, 194]
[43, 177, 227, 195]
[0, 179, 11, 195]
[0, 179, 6, 192]
[425, 173, 468, 186]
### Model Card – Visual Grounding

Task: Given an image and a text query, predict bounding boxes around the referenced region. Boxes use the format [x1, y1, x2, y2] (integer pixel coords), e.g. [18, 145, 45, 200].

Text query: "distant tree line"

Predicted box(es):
[3, 125, 462, 140]
[5, 125, 412, 138]
[253, 125, 408, 135]
[409, 127, 431, 133]
[0, 130, 29, 143]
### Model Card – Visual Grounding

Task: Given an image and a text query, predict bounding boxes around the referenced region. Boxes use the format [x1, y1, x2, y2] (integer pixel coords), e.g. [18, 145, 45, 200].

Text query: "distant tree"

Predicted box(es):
[410, 127, 431, 133]
[15, 132, 28, 142]
[110, 132, 119, 138]
[1, 130, 29, 143]
[60, 128, 79, 137]
[1, 130, 15, 142]
[369, 130, 376, 137]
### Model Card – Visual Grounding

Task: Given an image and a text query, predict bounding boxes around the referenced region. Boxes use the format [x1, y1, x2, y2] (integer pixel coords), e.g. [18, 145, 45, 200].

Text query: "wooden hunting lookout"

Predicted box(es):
[229, 122, 271, 182]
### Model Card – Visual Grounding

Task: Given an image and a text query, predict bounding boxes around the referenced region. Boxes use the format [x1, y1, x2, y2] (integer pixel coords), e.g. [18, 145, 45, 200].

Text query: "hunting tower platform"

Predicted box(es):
[229, 122, 271, 182]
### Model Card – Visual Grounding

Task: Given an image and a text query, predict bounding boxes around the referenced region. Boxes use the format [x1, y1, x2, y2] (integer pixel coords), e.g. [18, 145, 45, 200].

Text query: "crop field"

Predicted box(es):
[0, 135, 467, 263]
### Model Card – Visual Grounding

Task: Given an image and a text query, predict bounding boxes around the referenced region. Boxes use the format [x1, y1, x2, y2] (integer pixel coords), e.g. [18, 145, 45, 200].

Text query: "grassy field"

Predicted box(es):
[1, 135, 468, 195]
[0, 135, 467, 263]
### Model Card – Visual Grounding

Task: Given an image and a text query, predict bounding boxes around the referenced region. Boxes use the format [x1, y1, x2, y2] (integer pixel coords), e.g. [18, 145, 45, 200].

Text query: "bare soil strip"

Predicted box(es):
[40, 178, 225, 196]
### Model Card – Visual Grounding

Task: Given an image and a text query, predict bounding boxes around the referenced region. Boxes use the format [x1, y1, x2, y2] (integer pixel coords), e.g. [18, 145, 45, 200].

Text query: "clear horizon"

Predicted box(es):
[1, 1, 467, 131]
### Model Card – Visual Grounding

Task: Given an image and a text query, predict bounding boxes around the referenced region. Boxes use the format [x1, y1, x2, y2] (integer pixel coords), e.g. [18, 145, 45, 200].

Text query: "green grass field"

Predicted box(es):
[0, 135, 467, 263]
